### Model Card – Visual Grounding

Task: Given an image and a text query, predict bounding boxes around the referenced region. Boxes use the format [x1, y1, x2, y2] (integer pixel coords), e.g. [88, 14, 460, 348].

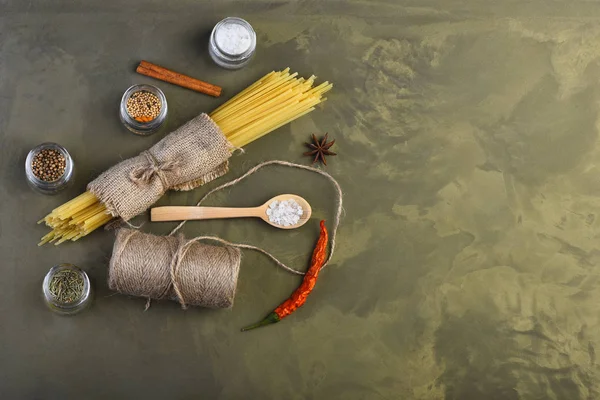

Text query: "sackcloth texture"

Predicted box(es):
[88, 113, 231, 221]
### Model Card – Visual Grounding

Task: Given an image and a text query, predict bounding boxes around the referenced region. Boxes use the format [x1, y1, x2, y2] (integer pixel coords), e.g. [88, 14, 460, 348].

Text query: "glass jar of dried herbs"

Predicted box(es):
[43, 264, 92, 315]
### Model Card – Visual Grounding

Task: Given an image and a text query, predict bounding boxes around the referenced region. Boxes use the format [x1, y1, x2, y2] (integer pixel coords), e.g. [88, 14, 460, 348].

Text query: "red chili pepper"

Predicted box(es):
[241, 220, 329, 331]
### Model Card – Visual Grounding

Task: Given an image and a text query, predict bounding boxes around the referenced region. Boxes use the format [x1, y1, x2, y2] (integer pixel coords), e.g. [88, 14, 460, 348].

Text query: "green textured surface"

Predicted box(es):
[2, 0, 600, 398]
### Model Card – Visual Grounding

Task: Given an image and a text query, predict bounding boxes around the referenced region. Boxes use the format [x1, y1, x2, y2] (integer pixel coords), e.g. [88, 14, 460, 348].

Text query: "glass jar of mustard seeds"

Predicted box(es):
[119, 84, 168, 136]
[209, 17, 257, 70]
[43, 264, 92, 315]
[25, 142, 75, 195]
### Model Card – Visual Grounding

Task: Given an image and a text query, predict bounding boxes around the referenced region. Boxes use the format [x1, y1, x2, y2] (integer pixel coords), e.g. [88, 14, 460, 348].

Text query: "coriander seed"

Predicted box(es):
[126, 90, 162, 122]
[25, 143, 75, 195]
[120, 84, 168, 136]
[31, 148, 66, 182]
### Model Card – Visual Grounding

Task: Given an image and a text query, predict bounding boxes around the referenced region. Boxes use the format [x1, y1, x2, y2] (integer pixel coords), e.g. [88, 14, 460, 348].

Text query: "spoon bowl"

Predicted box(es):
[151, 194, 312, 230]
[258, 194, 312, 229]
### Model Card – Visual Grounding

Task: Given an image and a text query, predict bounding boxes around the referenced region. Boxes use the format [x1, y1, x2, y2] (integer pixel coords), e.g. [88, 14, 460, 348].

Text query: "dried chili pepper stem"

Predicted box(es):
[242, 220, 329, 332]
[240, 312, 280, 331]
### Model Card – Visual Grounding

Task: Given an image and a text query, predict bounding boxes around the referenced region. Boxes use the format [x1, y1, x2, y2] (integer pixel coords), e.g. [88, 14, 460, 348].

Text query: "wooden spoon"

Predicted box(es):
[150, 194, 312, 230]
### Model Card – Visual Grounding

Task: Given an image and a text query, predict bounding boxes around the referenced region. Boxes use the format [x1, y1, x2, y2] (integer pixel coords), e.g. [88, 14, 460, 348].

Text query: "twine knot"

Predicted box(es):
[129, 151, 180, 188]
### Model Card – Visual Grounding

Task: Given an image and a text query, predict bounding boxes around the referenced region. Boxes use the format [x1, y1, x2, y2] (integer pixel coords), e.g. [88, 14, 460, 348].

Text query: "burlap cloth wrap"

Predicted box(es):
[88, 113, 231, 221]
[108, 229, 242, 308]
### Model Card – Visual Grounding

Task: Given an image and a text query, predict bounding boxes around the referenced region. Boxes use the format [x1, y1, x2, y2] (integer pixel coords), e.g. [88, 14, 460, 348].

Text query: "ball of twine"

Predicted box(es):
[108, 228, 241, 309]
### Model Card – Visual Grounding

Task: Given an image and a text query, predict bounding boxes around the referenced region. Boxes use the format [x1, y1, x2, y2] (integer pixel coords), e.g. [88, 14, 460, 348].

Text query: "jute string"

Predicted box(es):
[169, 160, 343, 272]
[108, 160, 343, 309]
[129, 151, 181, 189]
[109, 228, 242, 309]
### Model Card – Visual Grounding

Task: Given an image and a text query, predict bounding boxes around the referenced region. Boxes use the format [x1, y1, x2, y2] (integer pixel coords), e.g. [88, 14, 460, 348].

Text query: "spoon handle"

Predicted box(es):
[151, 206, 261, 222]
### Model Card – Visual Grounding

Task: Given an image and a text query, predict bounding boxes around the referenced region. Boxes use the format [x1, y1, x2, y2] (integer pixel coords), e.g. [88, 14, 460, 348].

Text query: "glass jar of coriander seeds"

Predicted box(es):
[119, 84, 168, 136]
[43, 264, 92, 315]
[209, 17, 257, 70]
[25, 142, 75, 195]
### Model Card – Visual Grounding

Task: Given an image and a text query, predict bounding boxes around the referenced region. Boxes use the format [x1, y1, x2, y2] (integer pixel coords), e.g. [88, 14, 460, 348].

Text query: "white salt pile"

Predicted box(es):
[266, 199, 304, 227]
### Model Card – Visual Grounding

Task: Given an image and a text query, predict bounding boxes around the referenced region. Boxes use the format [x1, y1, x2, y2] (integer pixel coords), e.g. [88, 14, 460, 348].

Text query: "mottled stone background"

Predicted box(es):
[2, 0, 600, 398]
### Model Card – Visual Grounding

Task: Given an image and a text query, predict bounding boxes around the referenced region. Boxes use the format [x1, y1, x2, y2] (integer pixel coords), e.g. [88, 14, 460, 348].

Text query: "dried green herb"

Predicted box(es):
[49, 270, 84, 303]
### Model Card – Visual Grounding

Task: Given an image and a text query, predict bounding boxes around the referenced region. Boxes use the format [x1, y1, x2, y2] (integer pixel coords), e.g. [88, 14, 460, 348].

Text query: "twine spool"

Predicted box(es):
[108, 229, 241, 308]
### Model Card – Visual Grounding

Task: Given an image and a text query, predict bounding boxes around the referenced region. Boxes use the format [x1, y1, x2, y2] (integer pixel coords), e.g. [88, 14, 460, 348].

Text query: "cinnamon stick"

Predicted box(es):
[136, 61, 222, 97]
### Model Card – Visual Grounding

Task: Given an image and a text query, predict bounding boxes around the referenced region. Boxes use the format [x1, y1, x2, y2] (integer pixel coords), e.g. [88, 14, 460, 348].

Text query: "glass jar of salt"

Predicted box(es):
[209, 17, 256, 70]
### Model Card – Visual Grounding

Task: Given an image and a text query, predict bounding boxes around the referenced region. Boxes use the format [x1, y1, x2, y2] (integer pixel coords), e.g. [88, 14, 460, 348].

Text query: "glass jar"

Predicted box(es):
[119, 84, 168, 136]
[43, 264, 92, 315]
[25, 142, 75, 195]
[209, 17, 257, 70]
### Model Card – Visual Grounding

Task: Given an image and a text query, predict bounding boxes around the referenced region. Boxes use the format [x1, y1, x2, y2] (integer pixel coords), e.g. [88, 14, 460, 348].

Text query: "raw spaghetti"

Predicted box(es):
[38, 69, 332, 245]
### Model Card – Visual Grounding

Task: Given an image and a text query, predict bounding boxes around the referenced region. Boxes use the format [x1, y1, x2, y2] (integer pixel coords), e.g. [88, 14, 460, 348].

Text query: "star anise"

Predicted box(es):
[304, 133, 336, 165]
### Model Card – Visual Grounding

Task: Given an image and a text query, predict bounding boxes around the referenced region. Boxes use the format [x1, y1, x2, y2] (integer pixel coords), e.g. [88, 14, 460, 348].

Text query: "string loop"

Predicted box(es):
[170, 160, 343, 271]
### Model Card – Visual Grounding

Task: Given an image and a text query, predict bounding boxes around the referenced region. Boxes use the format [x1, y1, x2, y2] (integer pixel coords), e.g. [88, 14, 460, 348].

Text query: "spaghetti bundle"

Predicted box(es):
[38, 69, 332, 245]
[211, 68, 332, 146]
